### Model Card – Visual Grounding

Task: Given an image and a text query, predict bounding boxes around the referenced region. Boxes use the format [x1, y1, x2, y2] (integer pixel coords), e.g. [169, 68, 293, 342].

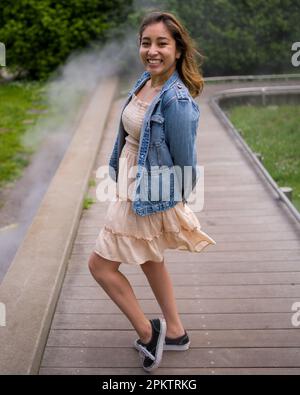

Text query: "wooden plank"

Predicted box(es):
[40, 347, 300, 368]
[68, 259, 300, 275]
[38, 367, 300, 375]
[55, 298, 299, 315]
[59, 284, 300, 300]
[164, 250, 300, 262]
[46, 329, 300, 348]
[51, 312, 297, 330]
[63, 272, 300, 287]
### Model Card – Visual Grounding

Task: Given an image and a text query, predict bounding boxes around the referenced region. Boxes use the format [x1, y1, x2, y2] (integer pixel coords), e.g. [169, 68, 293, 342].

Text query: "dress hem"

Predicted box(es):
[94, 226, 216, 266]
[94, 237, 214, 266]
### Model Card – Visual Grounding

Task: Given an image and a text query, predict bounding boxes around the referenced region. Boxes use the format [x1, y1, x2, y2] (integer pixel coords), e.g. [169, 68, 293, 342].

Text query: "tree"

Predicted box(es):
[166, 0, 300, 76]
[0, 0, 134, 80]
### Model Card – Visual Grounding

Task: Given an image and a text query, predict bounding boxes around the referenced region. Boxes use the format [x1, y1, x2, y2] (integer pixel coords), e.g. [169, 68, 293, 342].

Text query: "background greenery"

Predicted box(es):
[0, 82, 46, 187]
[0, 0, 299, 212]
[0, 0, 135, 80]
[228, 104, 300, 211]
[166, 0, 300, 76]
[1, 0, 299, 79]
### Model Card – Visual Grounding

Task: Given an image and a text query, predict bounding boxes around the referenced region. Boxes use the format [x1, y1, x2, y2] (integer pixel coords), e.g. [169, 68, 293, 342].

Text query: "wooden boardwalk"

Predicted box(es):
[39, 80, 300, 375]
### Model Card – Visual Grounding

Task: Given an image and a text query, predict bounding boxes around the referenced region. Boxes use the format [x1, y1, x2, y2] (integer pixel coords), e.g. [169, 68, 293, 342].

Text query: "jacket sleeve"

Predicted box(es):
[163, 97, 200, 204]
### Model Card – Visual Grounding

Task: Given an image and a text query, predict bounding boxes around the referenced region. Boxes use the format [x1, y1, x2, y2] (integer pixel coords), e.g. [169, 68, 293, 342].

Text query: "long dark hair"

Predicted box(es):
[138, 11, 204, 97]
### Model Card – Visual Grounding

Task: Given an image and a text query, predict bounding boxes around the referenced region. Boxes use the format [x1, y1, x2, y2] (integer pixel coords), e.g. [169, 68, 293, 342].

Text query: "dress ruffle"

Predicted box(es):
[94, 198, 216, 265]
[94, 138, 216, 265]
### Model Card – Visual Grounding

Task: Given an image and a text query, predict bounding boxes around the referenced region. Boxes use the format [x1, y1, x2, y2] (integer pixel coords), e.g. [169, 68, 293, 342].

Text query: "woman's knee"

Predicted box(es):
[141, 258, 165, 273]
[88, 252, 119, 279]
[88, 252, 98, 275]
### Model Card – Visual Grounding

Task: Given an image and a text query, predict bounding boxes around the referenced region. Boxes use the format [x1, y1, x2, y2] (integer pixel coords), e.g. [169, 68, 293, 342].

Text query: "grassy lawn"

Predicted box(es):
[0, 81, 48, 188]
[227, 104, 300, 212]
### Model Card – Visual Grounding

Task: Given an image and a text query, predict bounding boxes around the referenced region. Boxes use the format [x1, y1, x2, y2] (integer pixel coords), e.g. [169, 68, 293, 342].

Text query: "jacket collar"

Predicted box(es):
[137, 69, 180, 95]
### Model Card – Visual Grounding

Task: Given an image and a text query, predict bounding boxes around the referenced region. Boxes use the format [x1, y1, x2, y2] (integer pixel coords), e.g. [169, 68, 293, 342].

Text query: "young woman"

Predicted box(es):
[88, 11, 216, 372]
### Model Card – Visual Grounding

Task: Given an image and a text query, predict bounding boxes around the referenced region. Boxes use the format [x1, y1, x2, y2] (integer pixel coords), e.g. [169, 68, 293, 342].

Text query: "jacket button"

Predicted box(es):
[177, 83, 182, 89]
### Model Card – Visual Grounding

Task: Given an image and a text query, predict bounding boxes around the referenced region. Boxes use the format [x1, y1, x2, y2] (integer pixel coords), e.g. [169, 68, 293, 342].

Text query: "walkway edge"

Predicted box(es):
[204, 73, 300, 83]
[0, 76, 119, 374]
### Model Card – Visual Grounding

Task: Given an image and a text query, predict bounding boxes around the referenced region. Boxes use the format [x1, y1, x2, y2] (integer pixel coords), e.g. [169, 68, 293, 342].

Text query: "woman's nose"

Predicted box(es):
[147, 44, 159, 54]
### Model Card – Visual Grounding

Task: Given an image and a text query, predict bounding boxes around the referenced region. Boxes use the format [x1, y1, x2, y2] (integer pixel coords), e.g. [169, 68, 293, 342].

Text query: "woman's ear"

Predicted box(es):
[176, 50, 181, 60]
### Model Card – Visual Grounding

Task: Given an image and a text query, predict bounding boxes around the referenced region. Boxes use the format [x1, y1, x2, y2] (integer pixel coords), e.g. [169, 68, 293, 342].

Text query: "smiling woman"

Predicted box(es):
[88, 11, 216, 374]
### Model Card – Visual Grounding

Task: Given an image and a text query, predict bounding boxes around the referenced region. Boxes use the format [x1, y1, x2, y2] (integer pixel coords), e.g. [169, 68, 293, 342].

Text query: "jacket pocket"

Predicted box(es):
[150, 114, 164, 124]
[149, 114, 165, 146]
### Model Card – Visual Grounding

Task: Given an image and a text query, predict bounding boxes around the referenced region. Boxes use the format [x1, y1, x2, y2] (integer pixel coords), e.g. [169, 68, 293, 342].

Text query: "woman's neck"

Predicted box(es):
[148, 67, 177, 89]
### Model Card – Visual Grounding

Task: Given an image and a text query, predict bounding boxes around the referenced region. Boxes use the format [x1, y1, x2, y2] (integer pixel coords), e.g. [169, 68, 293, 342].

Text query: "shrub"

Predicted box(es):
[0, 0, 134, 80]
[166, 0, 300, 76]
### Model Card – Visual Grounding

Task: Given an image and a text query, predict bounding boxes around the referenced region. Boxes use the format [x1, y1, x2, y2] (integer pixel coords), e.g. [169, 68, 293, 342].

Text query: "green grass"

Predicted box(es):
[0, 81, 48, 187]
[227, 103, 300, 212]
[88, 178, 96, 188]
[83, 195, 96, 210]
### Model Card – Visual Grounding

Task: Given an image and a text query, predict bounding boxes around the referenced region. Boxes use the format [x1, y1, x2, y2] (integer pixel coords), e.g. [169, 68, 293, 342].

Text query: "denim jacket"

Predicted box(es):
[108, 68, 200, 216]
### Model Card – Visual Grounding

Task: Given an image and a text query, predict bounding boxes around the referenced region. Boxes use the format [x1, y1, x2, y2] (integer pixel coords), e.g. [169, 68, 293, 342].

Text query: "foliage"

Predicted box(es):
[165, 0, 300, 76]
[228, 103, 300, 211]
[0, 81, 46, 185]
[0, 0, 134, 80]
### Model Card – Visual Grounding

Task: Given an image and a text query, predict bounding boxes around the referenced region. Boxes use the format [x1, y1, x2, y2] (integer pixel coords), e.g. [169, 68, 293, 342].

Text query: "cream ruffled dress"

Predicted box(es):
[94, 93, 216, 265]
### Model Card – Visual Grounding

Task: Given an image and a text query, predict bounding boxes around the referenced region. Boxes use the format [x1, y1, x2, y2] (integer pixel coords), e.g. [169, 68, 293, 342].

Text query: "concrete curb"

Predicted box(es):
[0, 76, 119, 374]
[209, 84, 300, 223]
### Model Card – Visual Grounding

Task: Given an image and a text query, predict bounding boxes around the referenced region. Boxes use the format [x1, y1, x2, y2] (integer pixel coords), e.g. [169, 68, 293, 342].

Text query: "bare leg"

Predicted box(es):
[140, 259, 185, 338]
[88, 252, 152, 343]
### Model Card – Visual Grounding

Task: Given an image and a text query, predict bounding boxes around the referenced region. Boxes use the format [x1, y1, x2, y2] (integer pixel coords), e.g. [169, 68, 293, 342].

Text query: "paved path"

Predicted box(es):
[39, 79, 300, 375]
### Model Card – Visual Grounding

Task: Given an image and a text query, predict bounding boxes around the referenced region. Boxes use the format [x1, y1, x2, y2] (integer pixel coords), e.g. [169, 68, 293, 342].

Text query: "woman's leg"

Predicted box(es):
[140, 259, 185, 338]
[88, 252, 152, 343]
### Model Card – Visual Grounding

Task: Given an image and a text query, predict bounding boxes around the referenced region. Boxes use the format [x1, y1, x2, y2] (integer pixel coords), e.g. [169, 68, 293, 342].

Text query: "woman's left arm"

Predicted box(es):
[163, 97, 200, 204]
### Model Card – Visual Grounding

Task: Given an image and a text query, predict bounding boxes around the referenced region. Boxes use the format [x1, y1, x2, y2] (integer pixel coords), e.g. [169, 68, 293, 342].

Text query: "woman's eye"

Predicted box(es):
[141, 42, 167, 47]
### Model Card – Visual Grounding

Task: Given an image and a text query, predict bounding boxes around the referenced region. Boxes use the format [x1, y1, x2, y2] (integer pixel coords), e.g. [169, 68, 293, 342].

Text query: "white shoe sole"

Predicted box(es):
[163, 342, 190, 351]
[139, 318, 167, 372]
[134, 338, 190, 352]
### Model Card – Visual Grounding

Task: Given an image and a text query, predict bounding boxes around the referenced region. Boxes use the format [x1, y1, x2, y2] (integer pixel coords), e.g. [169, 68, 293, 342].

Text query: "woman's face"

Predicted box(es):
[139, 21, 181, 81]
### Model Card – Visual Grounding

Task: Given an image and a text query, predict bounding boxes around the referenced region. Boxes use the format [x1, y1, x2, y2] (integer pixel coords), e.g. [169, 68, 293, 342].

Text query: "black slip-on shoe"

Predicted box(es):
[134, 330, 190, 351]
[163, 330, 190, 350]
[138, 318, 166, 372]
